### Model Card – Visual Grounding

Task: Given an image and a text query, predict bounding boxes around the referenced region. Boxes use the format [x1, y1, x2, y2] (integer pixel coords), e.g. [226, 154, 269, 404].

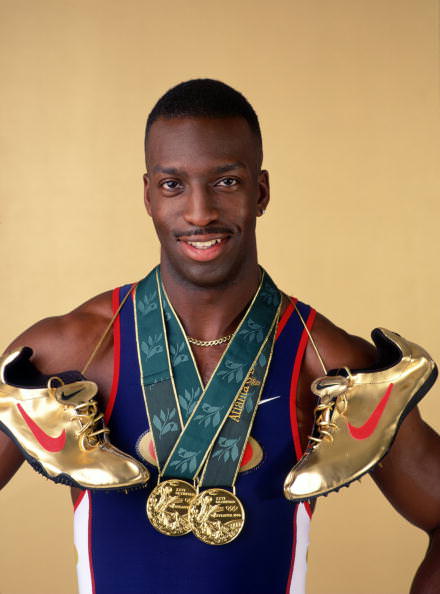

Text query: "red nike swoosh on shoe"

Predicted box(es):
[17, 403, 66, 452]
[347, 383, 394, 440]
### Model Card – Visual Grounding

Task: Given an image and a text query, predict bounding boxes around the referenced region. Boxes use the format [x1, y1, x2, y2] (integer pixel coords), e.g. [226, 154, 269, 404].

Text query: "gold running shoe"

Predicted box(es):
[284, 328, 437, 502]
[0, 347, 149, 490]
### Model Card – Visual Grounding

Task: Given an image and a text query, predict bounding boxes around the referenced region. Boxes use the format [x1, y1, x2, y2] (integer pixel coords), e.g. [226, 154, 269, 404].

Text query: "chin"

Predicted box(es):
[166, 257, 243, 291]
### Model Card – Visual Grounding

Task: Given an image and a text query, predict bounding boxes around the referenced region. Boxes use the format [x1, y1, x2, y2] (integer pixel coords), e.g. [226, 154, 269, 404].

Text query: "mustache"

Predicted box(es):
[174, 226, 234, 238]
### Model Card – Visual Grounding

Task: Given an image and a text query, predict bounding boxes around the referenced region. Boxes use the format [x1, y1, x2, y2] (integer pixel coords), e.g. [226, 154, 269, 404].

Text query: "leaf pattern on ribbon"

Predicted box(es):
[169, 447, 200, 474]
[194, 402, 223, 428]
[257, 352, 267, 368]
[170, 342, 189, 367]
[152, 408, 178, 439]
[179, 386, 201, 417]
[245, 394, 255, 413]
[141, 333, 164, 359]
[260, 285, 279, 306]
[161, 298, 172, 321]
[212, 437, 240, 463]
[137, 291, 158, 316]
[239, 319, 264, 343]
[218, 360, 246, 383]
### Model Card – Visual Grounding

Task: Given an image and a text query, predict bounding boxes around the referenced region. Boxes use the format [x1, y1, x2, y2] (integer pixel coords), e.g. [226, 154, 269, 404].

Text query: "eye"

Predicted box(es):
[160, 179, 183, 192]
[215, 177, 239, 188]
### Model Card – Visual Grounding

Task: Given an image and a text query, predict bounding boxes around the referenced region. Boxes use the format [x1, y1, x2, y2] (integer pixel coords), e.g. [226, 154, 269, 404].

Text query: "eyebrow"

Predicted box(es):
[152, 166, 180, 175]
[151, 162, 247, 175]
[213, 162, 246, 174]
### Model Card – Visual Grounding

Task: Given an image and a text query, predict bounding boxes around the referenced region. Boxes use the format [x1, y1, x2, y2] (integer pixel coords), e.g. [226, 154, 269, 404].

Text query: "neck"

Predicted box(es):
[159, 261, 261, 341]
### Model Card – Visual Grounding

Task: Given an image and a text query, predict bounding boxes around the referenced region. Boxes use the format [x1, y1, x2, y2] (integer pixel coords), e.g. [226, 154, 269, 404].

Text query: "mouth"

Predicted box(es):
[186, 238, 223, 250]
[176, 234, 231, 262]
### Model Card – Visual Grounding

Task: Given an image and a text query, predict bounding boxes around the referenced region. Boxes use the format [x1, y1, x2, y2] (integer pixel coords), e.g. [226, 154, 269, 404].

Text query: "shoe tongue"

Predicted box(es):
[2, 347, 87, 388]
[54, 380, 98, 405]
[311, 374, 350, 398]
[327, 367, 349, 377]
[57, 370, 85, 383]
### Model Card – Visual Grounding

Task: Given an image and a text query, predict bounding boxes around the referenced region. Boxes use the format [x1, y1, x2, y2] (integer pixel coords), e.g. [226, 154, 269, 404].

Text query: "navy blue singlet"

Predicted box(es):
[73, 284, 316, 594]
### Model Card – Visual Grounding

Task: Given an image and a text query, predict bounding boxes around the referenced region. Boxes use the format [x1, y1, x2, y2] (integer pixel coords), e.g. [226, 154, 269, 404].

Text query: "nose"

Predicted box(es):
[183, 184, 219, 228]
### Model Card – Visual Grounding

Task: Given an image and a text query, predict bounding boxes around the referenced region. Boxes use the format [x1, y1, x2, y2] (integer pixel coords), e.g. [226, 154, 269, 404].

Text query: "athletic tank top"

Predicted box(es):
[74, 284, 316, 594]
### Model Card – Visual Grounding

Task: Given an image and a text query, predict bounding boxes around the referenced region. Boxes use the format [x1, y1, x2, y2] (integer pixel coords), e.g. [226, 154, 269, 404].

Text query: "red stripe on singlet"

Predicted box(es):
[285, 305, 316, 592]
[73, 489, 86, 512]
[104, 288, 122, 424]
[276, 298, 297, 340]
[289, 306, 316, 461]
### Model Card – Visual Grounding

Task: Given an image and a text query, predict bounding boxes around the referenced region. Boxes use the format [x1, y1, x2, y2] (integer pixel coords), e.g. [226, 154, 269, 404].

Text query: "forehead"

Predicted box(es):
[146, 117, 260, 172]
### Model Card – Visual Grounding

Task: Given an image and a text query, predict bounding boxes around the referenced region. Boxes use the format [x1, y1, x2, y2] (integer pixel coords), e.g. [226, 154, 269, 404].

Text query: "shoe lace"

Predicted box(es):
[309, 369, 351, 445]
[74, 400, 110, 447]
[48, 376, 109, 448]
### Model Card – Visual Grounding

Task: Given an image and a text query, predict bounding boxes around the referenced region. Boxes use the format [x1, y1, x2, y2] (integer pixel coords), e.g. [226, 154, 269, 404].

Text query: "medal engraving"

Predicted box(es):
[147, 479, 196, 536]
[188, 488, 245, 545]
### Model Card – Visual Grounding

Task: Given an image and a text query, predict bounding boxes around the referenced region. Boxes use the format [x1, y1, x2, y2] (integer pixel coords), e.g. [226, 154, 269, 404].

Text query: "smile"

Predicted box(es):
[177, 236, 230, 262]
[186, 238, 223, 250]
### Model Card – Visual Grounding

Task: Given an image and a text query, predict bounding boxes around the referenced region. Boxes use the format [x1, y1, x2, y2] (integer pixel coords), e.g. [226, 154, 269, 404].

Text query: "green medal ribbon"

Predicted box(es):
[134, 266, 280, 488]
[199, 323, 276, 488]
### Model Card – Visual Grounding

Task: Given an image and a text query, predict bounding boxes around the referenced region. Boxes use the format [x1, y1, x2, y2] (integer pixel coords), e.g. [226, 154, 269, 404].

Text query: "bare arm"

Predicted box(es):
[0, 432, 24, 489]
[0, 291, 113, 491]
[302, 313, 440, 593]
[372, 409, 440, 594]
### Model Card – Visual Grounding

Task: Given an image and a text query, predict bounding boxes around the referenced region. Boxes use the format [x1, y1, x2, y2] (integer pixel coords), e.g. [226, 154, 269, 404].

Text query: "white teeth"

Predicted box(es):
[187, 239, 222, 249]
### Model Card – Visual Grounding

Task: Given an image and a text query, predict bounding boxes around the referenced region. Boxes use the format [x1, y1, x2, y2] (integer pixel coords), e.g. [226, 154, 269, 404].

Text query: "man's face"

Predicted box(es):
[144, 116, 269, 288]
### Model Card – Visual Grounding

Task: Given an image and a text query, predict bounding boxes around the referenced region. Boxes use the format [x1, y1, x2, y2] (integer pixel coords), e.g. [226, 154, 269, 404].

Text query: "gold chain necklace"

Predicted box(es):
[187, 333, 233, 347]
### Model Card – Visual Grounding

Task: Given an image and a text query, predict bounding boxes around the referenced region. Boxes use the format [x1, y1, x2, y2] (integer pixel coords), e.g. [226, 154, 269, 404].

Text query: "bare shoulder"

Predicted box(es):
[0, 290, 115, 488]
[4, 290, 114, 375]
[305, 311, 377, 376]
[295, 309, 378, 451]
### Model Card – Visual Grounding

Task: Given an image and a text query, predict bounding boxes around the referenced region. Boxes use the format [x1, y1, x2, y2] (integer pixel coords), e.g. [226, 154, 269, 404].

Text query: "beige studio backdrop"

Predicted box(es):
[1, 1, 439, 593]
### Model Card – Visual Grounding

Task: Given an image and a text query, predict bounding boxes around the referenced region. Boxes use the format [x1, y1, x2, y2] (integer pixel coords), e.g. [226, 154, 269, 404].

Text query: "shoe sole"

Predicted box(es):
[0, 419, 149, 492]
[289, 362, 438, 503]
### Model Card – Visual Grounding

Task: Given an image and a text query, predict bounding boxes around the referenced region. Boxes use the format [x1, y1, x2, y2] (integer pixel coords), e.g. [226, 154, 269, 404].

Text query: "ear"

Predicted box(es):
[256, 170, 270, 217]
[143, 173, 152, 216]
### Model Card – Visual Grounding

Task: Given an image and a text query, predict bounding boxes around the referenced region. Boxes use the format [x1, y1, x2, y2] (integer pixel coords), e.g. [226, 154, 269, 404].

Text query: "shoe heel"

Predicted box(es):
[399, 363, 438, 429]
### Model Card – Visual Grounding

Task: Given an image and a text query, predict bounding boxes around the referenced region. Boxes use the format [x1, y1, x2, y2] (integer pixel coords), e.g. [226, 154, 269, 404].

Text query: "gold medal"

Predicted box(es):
[146, 479, 196, 536]
[188, 488, 245, 545]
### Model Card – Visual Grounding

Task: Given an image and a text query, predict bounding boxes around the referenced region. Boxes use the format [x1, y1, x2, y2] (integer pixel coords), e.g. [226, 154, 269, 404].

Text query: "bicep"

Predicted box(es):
[0, 431, 24, 489]
[371, 407, 440, 533]
[3, 308, 106, 374]
[0, 292, 113, 490]
[0, 319, 63, 489]
[309, 313, 440, 532]
[4, 316, 71, 370]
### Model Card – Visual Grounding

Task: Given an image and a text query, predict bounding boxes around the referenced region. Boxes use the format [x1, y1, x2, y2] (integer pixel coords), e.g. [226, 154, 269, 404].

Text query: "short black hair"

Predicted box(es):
[145, 78, 262, 157]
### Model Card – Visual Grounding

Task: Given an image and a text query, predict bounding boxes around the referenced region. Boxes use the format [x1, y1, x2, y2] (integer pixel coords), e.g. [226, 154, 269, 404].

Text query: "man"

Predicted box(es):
[1, 79, 439, 593]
